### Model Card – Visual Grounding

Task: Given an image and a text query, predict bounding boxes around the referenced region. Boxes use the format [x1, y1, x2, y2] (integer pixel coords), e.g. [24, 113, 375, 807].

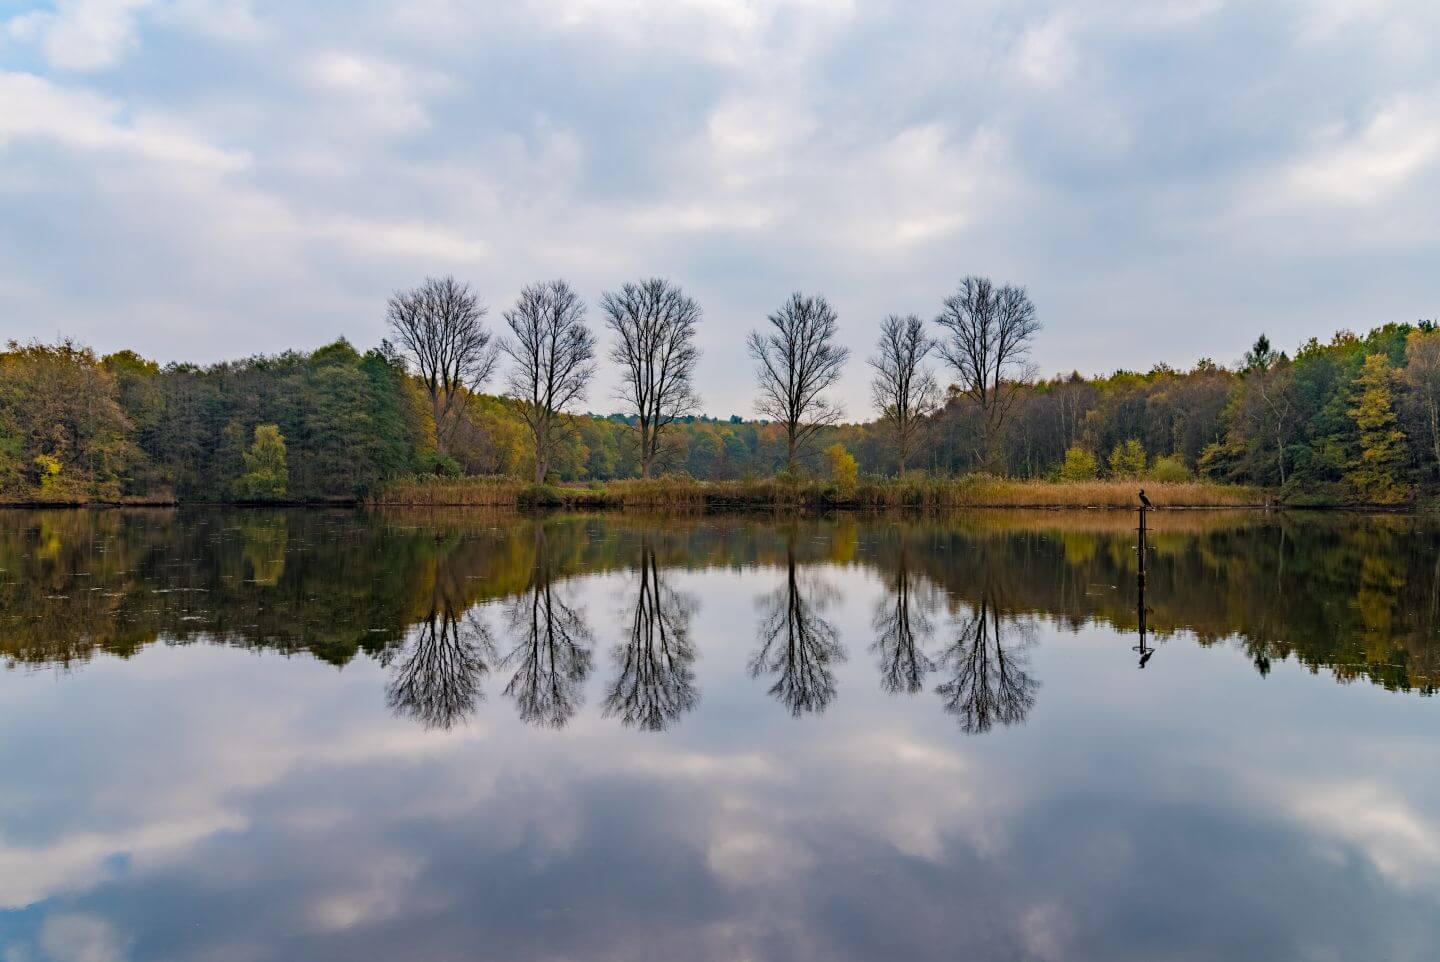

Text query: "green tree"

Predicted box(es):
[1108, 438, 1147, 479]
[1058, 445, 1098, 481]
[236, 424, 288, 500]
[1347, 354, 1408, 504]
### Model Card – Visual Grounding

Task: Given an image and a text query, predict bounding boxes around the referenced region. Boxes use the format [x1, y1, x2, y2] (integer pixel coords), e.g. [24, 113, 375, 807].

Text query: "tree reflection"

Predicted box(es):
[499, 527, 594, 728]
[934, 595, 1037, 734]
[602, 539, 700, 731]
[384, 606, 495, 730]
[750, 538, 845, 715]
[872, 543, 937, 695]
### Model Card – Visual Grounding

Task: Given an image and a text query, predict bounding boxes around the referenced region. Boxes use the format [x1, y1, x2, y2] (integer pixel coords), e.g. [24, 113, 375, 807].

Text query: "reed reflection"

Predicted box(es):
[935, 593, 1038, 734]
[750, 533, 846, 716]
[499, 526, 594, 728]
[602, 537, 700, 731]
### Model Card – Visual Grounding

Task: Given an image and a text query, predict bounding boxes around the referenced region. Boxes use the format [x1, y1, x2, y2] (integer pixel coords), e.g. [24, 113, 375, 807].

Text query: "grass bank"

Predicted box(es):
[373, 475, 1271, 510]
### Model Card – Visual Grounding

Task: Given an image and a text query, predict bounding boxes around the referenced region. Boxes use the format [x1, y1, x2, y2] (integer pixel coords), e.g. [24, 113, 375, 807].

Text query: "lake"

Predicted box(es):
[1, 508, 1437, 961]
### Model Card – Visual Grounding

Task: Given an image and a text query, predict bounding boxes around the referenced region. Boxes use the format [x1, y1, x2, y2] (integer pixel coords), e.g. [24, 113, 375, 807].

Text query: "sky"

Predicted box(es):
[1, 0, 1438, 418]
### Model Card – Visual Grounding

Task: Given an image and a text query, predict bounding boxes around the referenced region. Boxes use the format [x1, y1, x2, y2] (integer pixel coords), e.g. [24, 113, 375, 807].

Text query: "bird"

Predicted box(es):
[1138, 489, 1153, 510]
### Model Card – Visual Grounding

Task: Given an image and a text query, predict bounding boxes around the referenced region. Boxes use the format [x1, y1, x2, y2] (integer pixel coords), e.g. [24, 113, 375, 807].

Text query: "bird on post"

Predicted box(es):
[1138, 489, 1153, 510]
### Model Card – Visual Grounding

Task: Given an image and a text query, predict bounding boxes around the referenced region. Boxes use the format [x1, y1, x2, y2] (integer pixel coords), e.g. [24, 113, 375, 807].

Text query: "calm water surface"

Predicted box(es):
[1, 508, 1437, 961]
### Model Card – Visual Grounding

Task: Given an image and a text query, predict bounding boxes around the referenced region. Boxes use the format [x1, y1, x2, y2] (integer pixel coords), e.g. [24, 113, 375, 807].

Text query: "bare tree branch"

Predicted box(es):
[934, 277, 1040, 470]
[748, 292, 850, 472]
[385, 276, 497, 452]
[602, 278, 702, 478]
[501, 279, 597, 484]
[868, 313, 939, 477]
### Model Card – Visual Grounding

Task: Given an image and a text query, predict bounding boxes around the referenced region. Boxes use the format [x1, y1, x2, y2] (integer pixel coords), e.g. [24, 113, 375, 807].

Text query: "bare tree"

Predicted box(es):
[602, 278, 702, 478]
[501, 280, 597, 484]
[385, 276, 498, 452]
[934, 277, 1040, 469]
[748, 292, 850, 472]
[869, 314, 940, 477]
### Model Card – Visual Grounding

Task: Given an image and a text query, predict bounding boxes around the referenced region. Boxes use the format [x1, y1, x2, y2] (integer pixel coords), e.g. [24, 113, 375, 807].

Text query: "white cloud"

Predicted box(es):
[0, 72, 248, 172]
[306, 51, 448, 135]
[37, 912, 129, 962]
[1285, 780, 1440, 889]
[1016, 15, 1076, 88]
[0, 813, 247, 909]
[1288, 96, 1440, 205]
[4, 0, 153, 71]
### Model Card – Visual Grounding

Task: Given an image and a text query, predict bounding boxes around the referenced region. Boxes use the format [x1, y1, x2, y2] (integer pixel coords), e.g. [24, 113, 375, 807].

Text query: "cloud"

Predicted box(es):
[0, 72, 247, 172]
[37, 912, 129, 962]
[305, 51, 448, 135]
[1287, 95, 1440, 205]
[1015, 14, 1076, 88]
[4, 0, 154, 71]
[2, 0, 1440, 412]
[1283, 780, 1440, 889]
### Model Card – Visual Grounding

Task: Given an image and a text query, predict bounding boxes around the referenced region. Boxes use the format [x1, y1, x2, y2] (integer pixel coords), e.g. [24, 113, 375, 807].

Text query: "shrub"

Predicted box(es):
[1108, 439, 1147, 479]
[1058, 446, 1099, 481]
[1150, 454, 1191, 482]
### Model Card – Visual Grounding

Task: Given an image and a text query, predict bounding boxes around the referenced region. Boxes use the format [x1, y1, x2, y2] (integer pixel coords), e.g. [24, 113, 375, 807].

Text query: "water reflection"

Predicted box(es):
[935, 592, 1038, 734]
[602, 535, 699, 731]
[498, 525, 594, 728]
[5, 508, 1440, 961]
[3, 508, 1438, 704]
[383, 605, 494, 731]
[871, 540, 937, 696]
[750, 531, 846, 715]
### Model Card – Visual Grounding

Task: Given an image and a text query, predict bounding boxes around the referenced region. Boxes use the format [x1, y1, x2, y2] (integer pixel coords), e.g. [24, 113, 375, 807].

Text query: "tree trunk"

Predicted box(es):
[1275, 428, 1285, 487]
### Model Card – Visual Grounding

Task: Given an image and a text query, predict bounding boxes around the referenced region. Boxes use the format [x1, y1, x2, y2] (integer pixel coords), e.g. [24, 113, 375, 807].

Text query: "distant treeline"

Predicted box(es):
[2, 308, 1438, 504]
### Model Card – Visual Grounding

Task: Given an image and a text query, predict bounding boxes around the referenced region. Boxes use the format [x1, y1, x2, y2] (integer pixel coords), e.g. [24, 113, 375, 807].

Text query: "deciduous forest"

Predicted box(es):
[2, 274, 1436, 505]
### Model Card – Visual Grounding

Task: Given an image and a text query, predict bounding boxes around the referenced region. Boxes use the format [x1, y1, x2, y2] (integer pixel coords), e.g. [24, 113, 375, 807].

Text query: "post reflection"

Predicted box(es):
[935, 593, 1038, 734]
[750, 533, 846, 715]
[499, 525, 594, 728]
[602, 537, 700, 731]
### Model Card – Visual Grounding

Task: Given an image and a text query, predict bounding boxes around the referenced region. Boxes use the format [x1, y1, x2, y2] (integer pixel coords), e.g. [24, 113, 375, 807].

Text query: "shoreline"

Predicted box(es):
[1, 476, 1395, 511]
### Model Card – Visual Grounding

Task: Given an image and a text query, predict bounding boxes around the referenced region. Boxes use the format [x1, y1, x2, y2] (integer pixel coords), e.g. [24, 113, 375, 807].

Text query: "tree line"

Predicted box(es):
[0, 273, 1435, 502]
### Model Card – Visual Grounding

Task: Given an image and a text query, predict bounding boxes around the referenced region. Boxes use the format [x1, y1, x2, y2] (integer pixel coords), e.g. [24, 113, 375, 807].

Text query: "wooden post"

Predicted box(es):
[1137, 505, 1147, 589]
[1135, 504, 1151, 667]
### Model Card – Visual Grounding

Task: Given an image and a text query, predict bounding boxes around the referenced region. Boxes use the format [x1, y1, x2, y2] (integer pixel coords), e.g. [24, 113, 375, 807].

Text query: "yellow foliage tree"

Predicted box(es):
[1347, 353, 1408, 504]
[825, 443, 858, 491]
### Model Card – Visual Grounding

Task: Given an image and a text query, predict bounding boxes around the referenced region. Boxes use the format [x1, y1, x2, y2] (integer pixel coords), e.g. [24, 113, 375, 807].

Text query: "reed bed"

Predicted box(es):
[374, 474, 1271, 510]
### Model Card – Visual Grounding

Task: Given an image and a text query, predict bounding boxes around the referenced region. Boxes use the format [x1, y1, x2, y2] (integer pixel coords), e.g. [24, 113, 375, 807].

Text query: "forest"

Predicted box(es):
[1, 273, 1437, 505]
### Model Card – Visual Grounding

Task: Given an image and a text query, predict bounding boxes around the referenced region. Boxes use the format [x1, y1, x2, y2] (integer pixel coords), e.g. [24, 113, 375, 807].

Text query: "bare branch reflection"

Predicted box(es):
[872, 544, 937, 695]
[603, 539, 700, 731]
[384, 606, 495, 730]
[499, 528, 594, 728]
[750, 539, 846, 715]
[935, 595, 1038, 734]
